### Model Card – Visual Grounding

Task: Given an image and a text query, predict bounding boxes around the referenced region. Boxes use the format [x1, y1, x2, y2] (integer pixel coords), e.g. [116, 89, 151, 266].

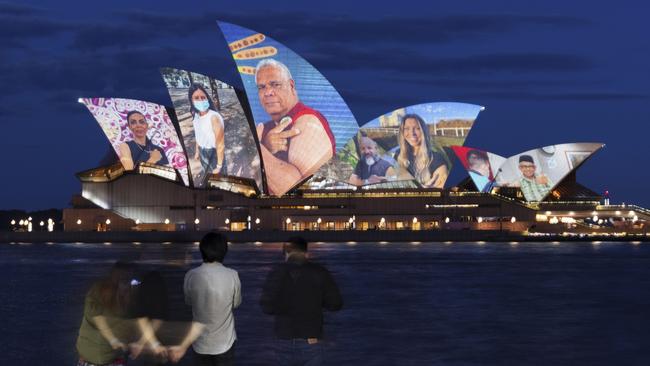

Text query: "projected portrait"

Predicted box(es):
[494, 143, 604, 201]
[81, 98, 189, 186]
[160, 68, 262, 189]
[218, 21, 358, 196]
[335, 102, 483, 188]
[451, 146, 505, 192]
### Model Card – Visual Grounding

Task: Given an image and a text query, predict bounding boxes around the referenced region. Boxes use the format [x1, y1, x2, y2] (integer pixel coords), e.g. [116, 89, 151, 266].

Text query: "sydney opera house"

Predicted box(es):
[62, 22, 649, 236]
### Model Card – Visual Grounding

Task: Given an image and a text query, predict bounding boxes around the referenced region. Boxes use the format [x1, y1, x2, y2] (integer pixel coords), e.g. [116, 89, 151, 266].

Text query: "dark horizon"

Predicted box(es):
[1, 0, 648, 210]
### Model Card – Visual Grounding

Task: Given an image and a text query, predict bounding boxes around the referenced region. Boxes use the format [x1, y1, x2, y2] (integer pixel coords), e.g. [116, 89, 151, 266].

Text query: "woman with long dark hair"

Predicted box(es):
[396, 114, 448, 188]
[188, 84, 226, 179]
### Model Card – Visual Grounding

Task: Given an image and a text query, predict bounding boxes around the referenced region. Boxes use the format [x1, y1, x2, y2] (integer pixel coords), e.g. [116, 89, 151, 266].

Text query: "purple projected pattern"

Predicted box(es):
[82, 98, 189, 186]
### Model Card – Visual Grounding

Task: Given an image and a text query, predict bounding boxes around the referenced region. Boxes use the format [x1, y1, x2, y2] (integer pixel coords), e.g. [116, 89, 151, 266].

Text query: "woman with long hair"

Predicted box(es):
[396, 114, 448, 188]
[76, 262, 136, 366]
[188, 84, 226, 180]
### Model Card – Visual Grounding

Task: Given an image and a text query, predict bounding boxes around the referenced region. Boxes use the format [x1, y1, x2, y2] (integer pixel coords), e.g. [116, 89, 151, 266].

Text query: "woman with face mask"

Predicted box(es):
[188, 84, 226, 181]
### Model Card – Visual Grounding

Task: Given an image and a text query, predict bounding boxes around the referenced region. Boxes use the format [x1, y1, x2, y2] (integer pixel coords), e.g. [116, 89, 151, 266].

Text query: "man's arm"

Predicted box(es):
[183, 271, 192, 306]
[256, 124, 303, 195]
[167, 322, 205, 363]
[349, 173, 363, 186]
[260, 265, 287, 315]
[287, 115, 333, 177]
[321, 268, 343, 312]
[233, 272, 242, 309]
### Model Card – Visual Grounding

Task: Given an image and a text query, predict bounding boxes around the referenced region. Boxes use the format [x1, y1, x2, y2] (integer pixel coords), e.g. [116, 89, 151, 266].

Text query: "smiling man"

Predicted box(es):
[512, 154, 553, 201]
[349, 136, 396, 186]
[255, 59, 335, 196]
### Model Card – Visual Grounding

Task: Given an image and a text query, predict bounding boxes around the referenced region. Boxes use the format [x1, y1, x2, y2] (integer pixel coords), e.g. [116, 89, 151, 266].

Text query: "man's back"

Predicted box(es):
[261, 256, 342, 339]
[184, 262, 241, 355]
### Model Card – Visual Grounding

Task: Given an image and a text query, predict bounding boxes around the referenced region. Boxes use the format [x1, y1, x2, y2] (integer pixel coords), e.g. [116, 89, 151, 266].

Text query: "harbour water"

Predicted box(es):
[2, 241, 649, 365]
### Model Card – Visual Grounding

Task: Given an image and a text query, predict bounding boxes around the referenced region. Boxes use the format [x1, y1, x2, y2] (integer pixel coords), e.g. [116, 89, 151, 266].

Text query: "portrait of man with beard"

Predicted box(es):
[348, 136, 397, 186]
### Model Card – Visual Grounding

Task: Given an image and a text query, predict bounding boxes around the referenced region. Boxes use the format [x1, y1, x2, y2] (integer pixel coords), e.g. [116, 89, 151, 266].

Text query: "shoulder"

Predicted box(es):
[377, 158, 392, 169]
[209, 110, 223, 120]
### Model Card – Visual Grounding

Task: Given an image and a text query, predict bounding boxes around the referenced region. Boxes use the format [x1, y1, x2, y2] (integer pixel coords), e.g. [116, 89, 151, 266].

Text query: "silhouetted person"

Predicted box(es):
[129, 270, 170, 365]
[260, 237, 343, 366]
[169, 232, 241, 365]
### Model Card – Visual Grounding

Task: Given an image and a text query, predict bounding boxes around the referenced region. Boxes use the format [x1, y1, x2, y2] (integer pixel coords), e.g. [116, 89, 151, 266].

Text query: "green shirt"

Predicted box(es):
[75, 284, 131, 364]
[520, 175, 553, 201]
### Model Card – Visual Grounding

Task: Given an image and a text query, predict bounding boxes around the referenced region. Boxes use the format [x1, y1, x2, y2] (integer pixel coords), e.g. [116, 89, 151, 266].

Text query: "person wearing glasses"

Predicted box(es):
[254, 58, 335, 196]
[118, 111, 169, 170]
[511, 154, 553, 201]
[188, 84, 226, 178]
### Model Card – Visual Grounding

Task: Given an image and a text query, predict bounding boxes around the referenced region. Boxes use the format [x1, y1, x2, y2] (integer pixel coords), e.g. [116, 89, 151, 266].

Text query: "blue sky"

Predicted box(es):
[0, 0, 648, 209]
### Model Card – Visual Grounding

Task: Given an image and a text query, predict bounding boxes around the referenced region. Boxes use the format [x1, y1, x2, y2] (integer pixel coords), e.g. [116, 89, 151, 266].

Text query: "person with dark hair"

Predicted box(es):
[396, 114, 448, 188]
[466, 149, 493, 192]
[76, 261, 138, 366]
[188, 84, 226, 179]
[260, 236, 343, 366]
[511, 154, 553, 201]
[171, 232, 241, 365]
[118, 111, 169, 170]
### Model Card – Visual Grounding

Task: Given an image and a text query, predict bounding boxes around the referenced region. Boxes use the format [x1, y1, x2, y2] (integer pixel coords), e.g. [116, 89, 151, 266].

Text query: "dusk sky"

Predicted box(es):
[1, 0, 648, 210]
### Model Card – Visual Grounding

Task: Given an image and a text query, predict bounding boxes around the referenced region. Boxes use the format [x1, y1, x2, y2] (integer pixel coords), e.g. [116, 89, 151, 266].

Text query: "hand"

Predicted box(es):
[424, 173, 440, 188]
[109, 338, 127, 352]
[149, 149, 162, 163]
[167, 345, 188, 363]
[151, 343, 168, 359]
[536, 175, 549, 185]
[262, 118, 300, 154]
[367, 175, 385, 184]
[128, 342, 145, 359]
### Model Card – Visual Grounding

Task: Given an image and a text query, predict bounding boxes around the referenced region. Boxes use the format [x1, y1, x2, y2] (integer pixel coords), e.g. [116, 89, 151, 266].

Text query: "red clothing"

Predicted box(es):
[260, 102, 335, 162]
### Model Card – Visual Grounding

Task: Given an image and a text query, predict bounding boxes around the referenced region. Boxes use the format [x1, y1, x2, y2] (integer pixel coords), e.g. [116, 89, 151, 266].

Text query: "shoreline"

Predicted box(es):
[1, 230, 647, 243]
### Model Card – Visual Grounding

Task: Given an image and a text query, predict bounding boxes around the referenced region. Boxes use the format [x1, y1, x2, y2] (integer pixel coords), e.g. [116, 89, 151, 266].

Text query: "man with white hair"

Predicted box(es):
[255, 58, 335, 195]
[349, 135, 396, 186]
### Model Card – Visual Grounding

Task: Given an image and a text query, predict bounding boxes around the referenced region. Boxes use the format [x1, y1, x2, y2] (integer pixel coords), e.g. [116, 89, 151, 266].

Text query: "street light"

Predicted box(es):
[477, 217, 483, 223]
[194, 218, 200, 225]
[255, 218, 260, 224]
[444, 217, 450, 224]
[285, 217, 291, 231]
[135, 219, 141, 225]
[77, 219, 82, 225]
[19, 219, 24, 226]
[10, 219, 15, 226]
[164, 218, 170, 225]
[510, 216, 516, 223]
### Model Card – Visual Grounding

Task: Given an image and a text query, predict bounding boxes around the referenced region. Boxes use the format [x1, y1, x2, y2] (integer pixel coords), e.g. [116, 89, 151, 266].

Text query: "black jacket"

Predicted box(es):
[260, 255, 343, 339]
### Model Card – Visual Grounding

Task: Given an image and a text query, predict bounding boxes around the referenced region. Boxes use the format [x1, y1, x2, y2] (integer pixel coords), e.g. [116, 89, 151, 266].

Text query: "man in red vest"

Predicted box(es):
[255, 59, 335, 196]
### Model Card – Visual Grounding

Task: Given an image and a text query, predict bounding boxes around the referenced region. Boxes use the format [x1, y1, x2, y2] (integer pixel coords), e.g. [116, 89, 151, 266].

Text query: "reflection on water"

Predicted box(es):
[1, 242, 650, 365]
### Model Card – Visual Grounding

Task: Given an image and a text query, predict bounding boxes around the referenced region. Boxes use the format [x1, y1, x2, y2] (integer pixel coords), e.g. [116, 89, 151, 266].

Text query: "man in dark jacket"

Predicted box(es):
[260, 237, 343, 366]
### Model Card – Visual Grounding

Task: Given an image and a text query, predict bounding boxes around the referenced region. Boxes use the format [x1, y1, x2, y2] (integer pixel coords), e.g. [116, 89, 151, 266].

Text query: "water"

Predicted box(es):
[1, 241, 650, 365]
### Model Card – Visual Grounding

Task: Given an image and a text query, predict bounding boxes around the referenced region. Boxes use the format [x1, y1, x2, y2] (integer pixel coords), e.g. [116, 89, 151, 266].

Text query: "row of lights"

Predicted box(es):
[10, 218, 55, 232]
